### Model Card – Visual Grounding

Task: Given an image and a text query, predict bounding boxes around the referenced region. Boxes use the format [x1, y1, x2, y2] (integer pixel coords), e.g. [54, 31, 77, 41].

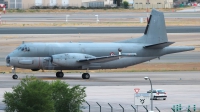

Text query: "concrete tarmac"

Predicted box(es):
[2, 12, 200, 22]
[0, 26, 200, 34]
[0, 71, 199, 87]
[0, 72, 200, 112]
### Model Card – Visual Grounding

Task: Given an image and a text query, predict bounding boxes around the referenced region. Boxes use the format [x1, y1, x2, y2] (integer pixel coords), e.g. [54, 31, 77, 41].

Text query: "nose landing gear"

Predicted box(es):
[12, 74, 18, 79]
[12, 67, 18, 79]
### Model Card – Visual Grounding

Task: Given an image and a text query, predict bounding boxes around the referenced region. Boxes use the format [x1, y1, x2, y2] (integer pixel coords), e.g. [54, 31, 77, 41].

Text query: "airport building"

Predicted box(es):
[2, 0, 191, 9]
[134, 0, 174, 9]
[4, 0, 114, 9]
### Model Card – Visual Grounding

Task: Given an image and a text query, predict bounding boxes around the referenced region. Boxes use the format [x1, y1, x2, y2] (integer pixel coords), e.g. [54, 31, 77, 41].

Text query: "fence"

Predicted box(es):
[82, 102, 146, 112]
[81, 102, 199, 112]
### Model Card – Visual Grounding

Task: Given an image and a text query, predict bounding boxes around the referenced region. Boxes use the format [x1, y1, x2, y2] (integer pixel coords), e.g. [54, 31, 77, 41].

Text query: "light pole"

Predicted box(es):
[66, 15, 70, 22]
[95, 15, 99, 23]
[164, 0, 167, 8]
[146, 0, 149, 12]
[144, 77, 154, 112]
[146, 0, 150, 22]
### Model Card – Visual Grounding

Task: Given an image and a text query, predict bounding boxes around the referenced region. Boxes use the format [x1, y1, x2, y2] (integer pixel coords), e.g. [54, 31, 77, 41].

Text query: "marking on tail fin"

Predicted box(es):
[144, 15, 152, 35]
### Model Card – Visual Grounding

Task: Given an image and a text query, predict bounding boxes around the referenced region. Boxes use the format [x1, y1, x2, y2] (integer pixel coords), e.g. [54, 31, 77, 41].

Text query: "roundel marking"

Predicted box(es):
[110, 52, 115, 56]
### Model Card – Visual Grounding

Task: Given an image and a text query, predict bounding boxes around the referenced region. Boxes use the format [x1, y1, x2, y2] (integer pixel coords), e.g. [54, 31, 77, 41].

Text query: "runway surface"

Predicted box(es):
[0, 26, 200, 34]
[0, 71, 199, 88]
[2, 12, 200, 21]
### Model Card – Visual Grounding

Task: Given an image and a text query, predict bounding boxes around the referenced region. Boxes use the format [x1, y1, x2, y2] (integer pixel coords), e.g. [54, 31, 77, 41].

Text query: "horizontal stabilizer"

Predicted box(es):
[144, 42, 174, 49]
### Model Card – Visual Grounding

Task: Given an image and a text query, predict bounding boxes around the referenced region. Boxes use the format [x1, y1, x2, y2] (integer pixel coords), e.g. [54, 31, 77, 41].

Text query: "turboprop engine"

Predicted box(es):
[51, 53, 94, 67]
[8, 57, 51, 69]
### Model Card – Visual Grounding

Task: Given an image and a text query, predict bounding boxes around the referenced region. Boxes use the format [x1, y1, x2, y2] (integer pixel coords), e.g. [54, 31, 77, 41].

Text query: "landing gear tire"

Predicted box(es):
[12, 67, 18, 79]
[12, 74, 18, 79]
[56, 72, 64, 78]
[82, 73, 90, 79]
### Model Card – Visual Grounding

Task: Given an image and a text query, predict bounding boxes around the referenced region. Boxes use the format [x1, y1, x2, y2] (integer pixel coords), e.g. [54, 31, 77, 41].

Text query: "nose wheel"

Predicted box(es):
[12, 67, 18, 79]
[12, 74, 18, 79]
[56, 72, 64, 78]
[82, 73, 90, 79]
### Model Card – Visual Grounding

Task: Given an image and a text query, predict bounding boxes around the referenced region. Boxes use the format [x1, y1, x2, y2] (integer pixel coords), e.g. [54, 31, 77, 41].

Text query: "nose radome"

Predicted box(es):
[6, 55, 10, 66]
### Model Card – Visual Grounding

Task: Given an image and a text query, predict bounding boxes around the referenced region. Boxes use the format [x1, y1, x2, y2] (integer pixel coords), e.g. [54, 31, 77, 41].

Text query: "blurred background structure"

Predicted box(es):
[0, 0, 199, 9]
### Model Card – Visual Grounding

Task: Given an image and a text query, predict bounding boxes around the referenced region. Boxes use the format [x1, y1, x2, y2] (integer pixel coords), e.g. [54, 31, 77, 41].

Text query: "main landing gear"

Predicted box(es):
[55, 71, 90, 79]
[82, 68, 90, 79]
[56, 71, 64, 78]
[82, 73, 90, 79]
[12, 67, 18, 79]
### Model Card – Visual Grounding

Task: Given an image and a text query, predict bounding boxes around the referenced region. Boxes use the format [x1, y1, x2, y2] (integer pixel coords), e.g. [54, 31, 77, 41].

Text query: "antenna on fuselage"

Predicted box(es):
[22, 41, 25, 44]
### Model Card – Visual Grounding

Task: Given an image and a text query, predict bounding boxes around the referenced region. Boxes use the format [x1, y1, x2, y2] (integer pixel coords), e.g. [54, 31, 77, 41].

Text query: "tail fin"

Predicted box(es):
[117, 9, 168, 45]
[144, 9, 168, 44]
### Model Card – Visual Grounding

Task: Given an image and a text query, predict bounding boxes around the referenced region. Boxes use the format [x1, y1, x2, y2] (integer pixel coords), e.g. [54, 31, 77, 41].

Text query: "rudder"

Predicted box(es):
[144, 9, 168, 44]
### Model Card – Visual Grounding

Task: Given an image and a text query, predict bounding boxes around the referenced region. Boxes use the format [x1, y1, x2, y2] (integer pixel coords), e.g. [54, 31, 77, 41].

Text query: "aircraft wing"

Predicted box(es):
[77, 53, 137, 63]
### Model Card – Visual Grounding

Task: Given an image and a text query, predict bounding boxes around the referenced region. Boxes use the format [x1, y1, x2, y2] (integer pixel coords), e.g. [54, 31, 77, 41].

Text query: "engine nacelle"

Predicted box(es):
[9, 57, 52, 69]
[51, 53, 93, 67]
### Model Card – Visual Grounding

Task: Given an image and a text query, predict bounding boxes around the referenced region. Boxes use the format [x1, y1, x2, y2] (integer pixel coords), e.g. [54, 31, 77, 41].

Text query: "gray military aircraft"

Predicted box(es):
[6, 9, 194, 79]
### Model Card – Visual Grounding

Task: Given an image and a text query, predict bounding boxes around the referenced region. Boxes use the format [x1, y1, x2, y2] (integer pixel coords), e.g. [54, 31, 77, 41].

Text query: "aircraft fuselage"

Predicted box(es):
[6, 42, 193, 70]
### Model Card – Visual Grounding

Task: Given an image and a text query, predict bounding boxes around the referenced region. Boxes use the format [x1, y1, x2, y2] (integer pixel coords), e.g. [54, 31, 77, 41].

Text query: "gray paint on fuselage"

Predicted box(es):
[11, 42, 160, 57]
[10, 43, 156, 57]
[8, 42, 180, 70]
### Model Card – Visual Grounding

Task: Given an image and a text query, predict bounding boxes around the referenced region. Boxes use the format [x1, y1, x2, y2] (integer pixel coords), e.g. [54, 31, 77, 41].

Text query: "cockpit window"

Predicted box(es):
[17, 45, 30, 52]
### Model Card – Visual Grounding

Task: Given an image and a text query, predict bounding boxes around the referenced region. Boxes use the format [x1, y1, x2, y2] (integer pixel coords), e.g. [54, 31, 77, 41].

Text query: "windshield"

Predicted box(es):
[15, 44, 30, 52]
[157, 90, 165, 93]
